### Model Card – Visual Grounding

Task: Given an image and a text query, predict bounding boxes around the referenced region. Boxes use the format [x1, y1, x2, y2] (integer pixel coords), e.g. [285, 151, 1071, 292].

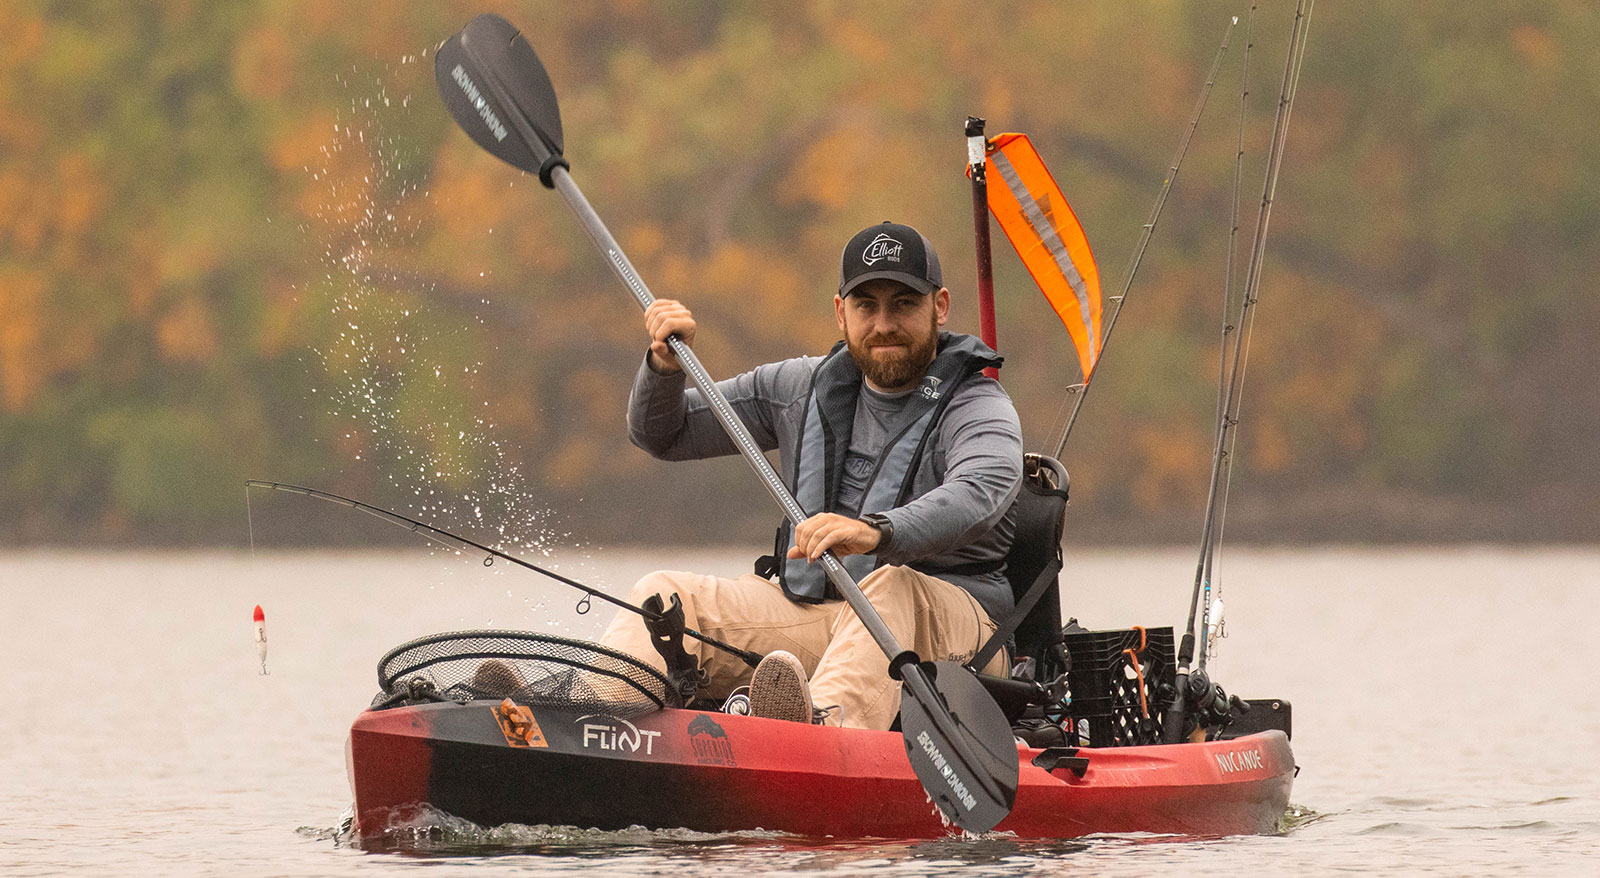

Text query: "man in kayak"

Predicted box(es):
[600, 221, 1023, 730]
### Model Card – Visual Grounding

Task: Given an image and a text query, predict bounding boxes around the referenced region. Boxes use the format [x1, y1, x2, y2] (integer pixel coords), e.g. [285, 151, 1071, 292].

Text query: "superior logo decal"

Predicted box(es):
[862, 233, 904, 266]
[450, 64, 509, 142]
[576, 714, 661, 755]
[687, 714, 736, 767]
[1215, 747, 1264, 774]
[916, 730, 977, 812]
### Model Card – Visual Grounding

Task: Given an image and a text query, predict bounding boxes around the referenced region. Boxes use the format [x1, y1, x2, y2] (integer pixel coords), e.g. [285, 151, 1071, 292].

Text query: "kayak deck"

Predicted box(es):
[348, 700, 1294, 839]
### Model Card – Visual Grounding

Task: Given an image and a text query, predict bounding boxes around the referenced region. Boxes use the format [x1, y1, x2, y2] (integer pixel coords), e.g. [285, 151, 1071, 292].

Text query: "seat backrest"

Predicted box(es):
[1003, 453, 1070, 674]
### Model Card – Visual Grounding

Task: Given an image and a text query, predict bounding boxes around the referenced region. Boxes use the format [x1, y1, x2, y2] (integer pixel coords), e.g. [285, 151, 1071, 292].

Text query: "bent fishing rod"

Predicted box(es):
[1165, 0, 1315, 743]
[243, 480, 761, 667]
[1047, 16, 1238, 459]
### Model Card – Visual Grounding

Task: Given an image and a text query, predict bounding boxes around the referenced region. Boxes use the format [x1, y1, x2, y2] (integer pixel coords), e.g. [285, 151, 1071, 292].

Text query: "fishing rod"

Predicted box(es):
[1165, 0, 1316, 743]
[1197, 3, 1257, 670]
[243, 479, 762, 667]
[1047, 16, 1237, 459]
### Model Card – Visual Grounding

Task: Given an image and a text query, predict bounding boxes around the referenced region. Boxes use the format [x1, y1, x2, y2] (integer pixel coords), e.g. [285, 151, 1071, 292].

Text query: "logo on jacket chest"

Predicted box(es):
[844, 452, 875, 480]
[919, 375, 943, 401]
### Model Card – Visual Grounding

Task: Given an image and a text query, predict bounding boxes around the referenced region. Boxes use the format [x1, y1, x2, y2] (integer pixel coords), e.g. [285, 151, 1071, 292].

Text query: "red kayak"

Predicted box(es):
[347, 698, 1294, 839]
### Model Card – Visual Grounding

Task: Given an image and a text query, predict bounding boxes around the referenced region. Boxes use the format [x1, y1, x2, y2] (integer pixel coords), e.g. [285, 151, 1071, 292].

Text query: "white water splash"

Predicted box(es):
[305, 803, 797, 853]
[291, 57, 598, 626]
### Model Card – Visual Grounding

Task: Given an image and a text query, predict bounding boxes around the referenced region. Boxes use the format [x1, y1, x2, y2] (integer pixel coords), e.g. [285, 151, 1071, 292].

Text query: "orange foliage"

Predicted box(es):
[1129, 425, 1209, 511]
[1249, 419, 1293, 475]
[232, 25, 293, 100]
[0, 269, 46, 411]
[833, 15, 891, 66]
[156, 298, 221, 364]
[54, 152, 105, 249]
[271, 110, 340, 173]
[0, 6, 45, 77]
[779, 128, 868, 211]
[1511, 25, 1558, 69]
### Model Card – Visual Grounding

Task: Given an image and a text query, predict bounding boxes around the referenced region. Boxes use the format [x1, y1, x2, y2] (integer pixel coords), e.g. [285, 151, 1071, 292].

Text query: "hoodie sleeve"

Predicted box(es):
[627, 353, 818, 461]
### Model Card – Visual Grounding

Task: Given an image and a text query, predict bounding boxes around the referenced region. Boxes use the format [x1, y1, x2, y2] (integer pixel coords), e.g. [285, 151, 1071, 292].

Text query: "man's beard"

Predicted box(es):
[848, 314, 940, 390]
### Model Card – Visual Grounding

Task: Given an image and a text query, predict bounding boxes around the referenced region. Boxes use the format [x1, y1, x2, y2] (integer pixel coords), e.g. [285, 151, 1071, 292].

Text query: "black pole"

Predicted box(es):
[967, 116, 999, 379]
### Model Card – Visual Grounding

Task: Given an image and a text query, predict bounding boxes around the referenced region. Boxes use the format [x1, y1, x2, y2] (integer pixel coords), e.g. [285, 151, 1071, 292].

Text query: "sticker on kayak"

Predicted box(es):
[1215, 746, 1264, 775]
[576, 714, 661, 756]
[687, 714, 736, 767]
[494, 699, 548, 748]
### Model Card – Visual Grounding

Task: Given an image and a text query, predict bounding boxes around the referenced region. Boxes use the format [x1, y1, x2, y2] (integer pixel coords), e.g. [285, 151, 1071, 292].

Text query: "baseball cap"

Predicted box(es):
[837, 221, 943, 297]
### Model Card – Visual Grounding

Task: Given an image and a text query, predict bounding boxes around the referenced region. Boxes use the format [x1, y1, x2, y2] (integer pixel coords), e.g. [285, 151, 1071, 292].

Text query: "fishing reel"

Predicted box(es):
[1177, 667, 1250, 740]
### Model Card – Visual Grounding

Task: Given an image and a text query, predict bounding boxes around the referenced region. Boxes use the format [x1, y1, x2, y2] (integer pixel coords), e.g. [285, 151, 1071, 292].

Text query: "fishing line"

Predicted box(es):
[246, 484, 257, 560]
[1047, 15, 1237, 459]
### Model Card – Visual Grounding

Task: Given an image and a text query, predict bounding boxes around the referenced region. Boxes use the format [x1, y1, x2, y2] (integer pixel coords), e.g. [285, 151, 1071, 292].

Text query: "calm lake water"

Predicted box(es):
[4, 547, 1598, 875]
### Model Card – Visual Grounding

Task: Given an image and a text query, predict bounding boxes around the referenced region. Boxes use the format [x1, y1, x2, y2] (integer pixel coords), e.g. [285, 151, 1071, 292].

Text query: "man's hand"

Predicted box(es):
[787, 513, 882, 561]
[644, 299, 696, 373]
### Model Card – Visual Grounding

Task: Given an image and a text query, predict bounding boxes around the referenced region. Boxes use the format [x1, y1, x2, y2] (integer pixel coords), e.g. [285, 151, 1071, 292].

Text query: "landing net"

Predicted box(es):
[373, 630, 670, 716]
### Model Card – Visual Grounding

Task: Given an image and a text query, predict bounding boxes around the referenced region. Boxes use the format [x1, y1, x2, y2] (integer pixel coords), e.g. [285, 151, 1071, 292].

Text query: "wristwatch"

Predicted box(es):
[859, 512, 894, 550]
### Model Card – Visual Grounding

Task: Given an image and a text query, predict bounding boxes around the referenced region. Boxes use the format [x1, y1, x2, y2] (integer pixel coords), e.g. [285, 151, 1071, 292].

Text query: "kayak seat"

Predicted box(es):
[1002, 453, 1070, 678]
[969, 453, 1070, 683]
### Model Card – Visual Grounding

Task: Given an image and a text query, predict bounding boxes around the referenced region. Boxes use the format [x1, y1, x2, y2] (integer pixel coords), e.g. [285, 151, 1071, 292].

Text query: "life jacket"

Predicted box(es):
[774, 332, 1002, 603]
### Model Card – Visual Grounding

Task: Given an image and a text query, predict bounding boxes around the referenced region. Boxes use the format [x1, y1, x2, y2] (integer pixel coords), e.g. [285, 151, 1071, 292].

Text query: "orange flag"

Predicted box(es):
[985, 133, 1102, 378]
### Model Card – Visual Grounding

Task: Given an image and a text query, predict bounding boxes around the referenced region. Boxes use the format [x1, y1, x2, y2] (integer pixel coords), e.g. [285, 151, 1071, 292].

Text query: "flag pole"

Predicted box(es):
[966, 115, 999, 379]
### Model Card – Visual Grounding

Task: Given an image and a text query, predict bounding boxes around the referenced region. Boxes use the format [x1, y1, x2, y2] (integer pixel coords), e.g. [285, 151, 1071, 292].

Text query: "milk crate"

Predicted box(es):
[1063, 626, 1176, 747]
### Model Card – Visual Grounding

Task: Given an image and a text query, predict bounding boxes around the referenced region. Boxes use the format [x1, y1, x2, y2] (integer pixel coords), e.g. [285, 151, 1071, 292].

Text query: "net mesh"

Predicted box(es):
[372, 630, 670, 716]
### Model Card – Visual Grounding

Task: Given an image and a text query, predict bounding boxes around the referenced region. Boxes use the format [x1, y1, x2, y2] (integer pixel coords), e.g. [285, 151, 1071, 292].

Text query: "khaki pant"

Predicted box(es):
[599, 565, 1007, 730]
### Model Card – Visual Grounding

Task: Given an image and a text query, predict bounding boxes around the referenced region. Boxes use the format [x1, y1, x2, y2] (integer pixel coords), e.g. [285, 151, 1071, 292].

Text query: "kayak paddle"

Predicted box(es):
[433, 13, 1018, 832]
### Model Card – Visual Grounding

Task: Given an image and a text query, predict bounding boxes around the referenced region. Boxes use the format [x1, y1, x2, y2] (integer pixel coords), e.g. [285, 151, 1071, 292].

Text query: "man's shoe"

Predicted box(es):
[748, 650, 814, 724]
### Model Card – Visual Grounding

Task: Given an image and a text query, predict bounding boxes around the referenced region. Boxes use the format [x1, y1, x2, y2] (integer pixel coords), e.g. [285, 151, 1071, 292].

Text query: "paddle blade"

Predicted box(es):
[898, 661, 1019, 833]
[434, 13, 564, 175]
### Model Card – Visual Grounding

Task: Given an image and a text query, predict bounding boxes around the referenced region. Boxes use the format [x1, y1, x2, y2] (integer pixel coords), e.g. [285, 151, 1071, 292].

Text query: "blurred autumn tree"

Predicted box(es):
[0, 0, 1595, 546]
